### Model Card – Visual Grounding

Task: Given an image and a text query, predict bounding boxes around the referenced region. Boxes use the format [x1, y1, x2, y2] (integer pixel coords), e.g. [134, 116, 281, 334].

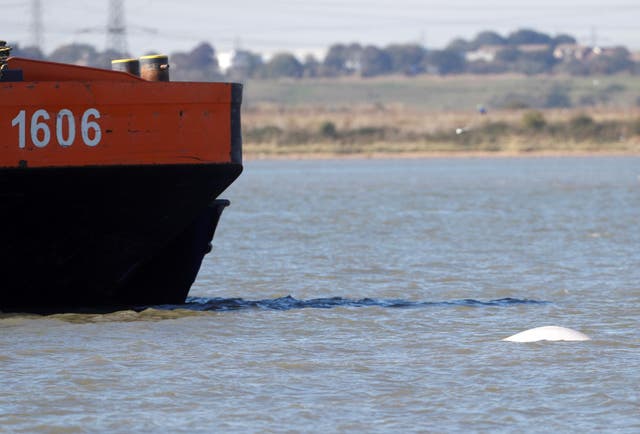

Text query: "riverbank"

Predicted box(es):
[244, 149, 640, 161]
[243, 105, 640, 159]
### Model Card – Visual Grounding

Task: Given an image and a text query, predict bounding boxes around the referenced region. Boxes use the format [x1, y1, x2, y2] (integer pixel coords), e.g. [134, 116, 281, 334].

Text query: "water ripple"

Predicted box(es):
[156, 296, 548, 312]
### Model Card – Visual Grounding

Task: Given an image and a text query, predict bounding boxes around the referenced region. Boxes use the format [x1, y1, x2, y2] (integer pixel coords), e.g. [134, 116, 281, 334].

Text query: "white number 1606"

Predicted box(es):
[11, 108, 102, 149]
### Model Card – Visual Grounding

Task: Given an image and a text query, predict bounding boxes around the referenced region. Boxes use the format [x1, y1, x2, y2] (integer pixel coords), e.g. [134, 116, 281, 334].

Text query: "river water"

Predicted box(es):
[1, 157, 639, 433]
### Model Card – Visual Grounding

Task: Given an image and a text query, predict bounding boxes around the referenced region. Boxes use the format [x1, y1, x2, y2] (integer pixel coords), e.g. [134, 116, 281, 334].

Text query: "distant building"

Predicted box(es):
[466, 44, 551, 63]
[553, 44, 592, 60]
[465, 45, 504, 62]
[590, 46, 624, 57]
[216, 51, 233, 73]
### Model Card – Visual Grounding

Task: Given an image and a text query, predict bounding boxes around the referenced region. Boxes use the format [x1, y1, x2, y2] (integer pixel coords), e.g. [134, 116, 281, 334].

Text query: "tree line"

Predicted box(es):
[8, 28, 639, 81]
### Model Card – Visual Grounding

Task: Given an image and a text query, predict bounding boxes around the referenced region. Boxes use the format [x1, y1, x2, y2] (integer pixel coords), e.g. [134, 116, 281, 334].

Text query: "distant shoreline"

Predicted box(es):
[242, 103, 640, 161]
[244, 149, 640, 161]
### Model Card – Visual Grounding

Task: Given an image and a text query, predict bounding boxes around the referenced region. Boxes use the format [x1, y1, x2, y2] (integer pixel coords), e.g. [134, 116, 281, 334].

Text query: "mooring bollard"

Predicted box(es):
[111, 58, 141, 77]
[139, 54, 170, 81]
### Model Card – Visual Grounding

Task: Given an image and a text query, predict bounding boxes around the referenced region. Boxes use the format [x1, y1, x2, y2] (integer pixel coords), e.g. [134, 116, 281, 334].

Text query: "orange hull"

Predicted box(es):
[0, 57, 242, 311]
[1, 57, 241, 168]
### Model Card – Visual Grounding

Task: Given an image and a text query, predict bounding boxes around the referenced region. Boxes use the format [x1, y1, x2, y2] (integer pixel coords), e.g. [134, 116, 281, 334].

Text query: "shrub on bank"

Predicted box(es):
[522, 111, 547, 130]
[244, 112, 638, 153]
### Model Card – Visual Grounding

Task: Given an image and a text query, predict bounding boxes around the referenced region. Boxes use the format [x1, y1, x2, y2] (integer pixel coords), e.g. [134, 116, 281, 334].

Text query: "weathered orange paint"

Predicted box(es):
[1, 57, 235, 168]
[8, 57, 143, 82]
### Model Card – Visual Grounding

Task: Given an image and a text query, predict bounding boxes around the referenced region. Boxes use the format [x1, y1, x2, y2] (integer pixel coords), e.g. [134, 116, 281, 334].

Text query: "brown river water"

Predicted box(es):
[1, 157, 639, 432]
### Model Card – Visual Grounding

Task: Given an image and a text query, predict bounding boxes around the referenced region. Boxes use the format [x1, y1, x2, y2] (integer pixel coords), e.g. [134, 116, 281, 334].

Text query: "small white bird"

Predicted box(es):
[503, 326, 590, 342]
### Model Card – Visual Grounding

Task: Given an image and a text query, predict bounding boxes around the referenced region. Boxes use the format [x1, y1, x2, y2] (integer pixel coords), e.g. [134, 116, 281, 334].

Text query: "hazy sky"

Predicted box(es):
[2, 0, 639, 57]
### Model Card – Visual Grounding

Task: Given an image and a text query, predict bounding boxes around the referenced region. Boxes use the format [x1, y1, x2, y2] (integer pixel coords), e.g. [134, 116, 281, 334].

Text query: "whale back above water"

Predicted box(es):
[503, 326, 591, 342]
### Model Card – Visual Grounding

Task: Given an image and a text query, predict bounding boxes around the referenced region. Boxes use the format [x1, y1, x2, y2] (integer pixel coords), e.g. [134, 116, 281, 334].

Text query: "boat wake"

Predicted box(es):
[156, 296, 547, 312]
[0, 296, 549, 324]
[0, 296, 547, 317]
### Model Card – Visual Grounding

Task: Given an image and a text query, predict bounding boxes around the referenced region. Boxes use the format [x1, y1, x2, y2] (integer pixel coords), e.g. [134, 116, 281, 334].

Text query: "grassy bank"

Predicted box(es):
[243, 74, 640, 111]
[241, 74, 640, 158]
[243, 105, 640, 158]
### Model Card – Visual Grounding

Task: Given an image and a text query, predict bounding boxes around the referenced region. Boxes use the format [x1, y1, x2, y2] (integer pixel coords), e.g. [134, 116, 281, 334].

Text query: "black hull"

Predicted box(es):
[0, 163, 242, 312]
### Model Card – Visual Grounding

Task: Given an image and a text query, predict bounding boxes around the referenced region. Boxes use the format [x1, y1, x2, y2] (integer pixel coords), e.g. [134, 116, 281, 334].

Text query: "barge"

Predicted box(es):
[0, 43, 242, 311]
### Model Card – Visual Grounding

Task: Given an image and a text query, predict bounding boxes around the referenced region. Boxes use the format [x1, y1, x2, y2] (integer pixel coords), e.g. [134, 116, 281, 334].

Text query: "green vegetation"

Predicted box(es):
[242, 73, 640, 158]
[522, 111, 547, 130]
[237, 28, 636, 79]
[244, 107, 640, 157]
[244, 75, 640, 111]
[8, 28, 639, 81]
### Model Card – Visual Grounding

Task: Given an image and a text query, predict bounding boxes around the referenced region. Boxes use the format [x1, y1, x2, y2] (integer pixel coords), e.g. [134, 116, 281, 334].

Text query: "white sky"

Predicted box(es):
[1, 0, 639, 57]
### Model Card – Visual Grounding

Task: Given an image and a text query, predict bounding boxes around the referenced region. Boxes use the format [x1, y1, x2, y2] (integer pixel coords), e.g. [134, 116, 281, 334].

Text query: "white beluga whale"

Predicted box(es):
[503, 326, 590, 342]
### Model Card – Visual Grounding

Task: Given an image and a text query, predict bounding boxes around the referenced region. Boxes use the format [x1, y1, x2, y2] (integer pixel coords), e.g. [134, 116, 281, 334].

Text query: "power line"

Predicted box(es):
[106, 0, 128, 55]
[30, 0, 43, 49]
